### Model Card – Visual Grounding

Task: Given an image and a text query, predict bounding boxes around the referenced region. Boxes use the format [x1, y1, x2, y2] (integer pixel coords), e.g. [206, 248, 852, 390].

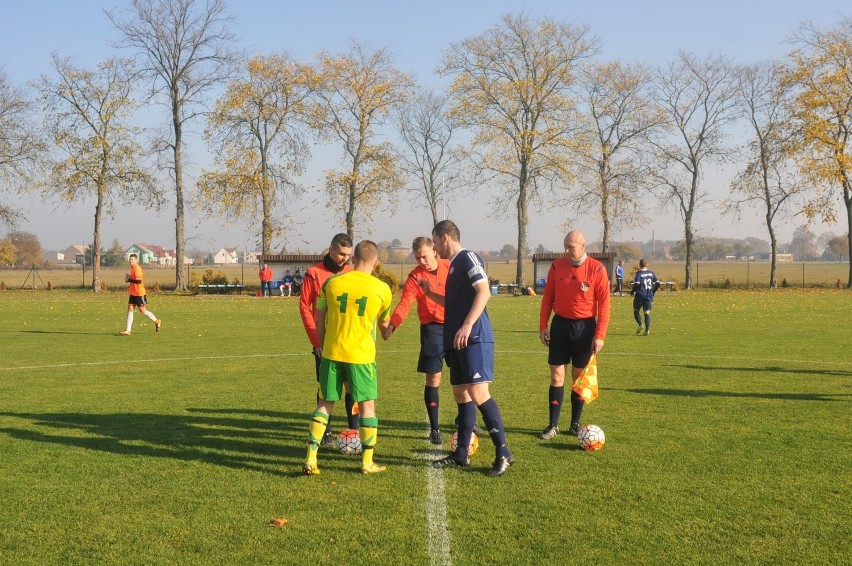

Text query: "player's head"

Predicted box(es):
[618, 260, 623, 266]
[412, 236, 439, 271]
[328, 233, 353, 267]
[432, 220, 460, 259]
[564, 230, 586, 261]
[353, 240, 379, 270]
[129, 253, 138, 265]
[639, 258, 648, 268]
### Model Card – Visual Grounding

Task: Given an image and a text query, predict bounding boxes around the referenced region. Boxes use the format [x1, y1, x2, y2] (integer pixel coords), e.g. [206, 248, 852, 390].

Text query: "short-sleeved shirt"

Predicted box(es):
[632, 269, 660, 301]
[317, 270, 392, 364]
[129, 264, 145, 297]
[443, 249, 494, 351]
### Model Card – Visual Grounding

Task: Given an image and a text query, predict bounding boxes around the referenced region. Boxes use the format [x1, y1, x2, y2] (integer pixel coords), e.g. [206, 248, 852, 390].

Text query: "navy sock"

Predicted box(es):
[424, 386, 440, 431]
[644, 313, 651, 333]
[634, 310, 642, 326]
[548, 385, 564, 428]
[455, 401, 476, 459]
[478, 397, 510, 458]
[570, 389, 585, 427]
[345, 393, 359, 430]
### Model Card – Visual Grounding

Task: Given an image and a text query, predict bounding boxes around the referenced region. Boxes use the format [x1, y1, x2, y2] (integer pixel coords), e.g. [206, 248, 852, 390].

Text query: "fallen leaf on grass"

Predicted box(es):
[268, 517, 289, 527]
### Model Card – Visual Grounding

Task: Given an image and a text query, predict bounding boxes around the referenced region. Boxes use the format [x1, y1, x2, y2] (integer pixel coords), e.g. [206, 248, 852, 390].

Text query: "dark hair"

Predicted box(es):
[639, 258, 648, 268]
[129, 253, 138, 260]
[354, 240, 378, 265]
[432, 220, 460, 242]
[330, 233, 353, 250]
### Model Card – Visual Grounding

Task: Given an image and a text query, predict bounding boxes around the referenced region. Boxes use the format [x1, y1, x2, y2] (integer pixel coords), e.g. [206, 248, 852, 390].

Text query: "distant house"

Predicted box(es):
[125, 243, 193, 266]
[756, 253, 794, 262]
[58, 244, 87, 265]
[214, 247, 239, 265]
[242, 250, 261, 264]
[125, 243, 156, 264]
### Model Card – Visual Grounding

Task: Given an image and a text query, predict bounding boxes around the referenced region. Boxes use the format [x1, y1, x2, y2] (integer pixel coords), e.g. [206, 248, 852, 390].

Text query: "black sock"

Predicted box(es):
[548, 385, 564, 428]
[644, 313, 651, 332]
[345, 393, 359, 429]
[478, 398, 510, 458]
[424, 386, 440, 431]
[455, 401, 476, 459]
[570, 389, 585, 427]
[634, 310, 642, 326]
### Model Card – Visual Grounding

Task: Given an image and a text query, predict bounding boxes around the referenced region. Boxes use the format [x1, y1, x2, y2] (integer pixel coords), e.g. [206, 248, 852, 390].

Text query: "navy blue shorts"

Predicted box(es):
[633, 295, 653, 312]
[417, 323, 446, 374]
[128, 295, 148, 307]
[548, 315, 595, 369]
[446, 340, 494, 386]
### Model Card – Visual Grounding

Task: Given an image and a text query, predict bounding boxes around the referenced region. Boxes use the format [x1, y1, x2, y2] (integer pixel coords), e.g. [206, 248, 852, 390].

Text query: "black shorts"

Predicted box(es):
[548, 315, 595, 369]
[128, 295, 147, 307]
[417, 323, 446, 374]
[633, 295, 653, 312]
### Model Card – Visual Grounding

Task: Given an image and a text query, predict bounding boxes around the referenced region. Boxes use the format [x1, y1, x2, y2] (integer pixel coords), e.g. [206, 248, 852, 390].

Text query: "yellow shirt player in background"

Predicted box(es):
[119, 253, 161, 336]
[303, 240, 392, 475]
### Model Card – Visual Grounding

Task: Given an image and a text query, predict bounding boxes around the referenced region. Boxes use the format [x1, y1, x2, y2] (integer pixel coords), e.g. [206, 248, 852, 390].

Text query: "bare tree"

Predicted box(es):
[650, 51, 738, 289]
[440, 13, 599, 286]
[728, 61, 810, 288]
[0, 70, 45, 229]
[37, 54, 157, 292]
[107, 0, 239, 290]
[574, 61, 662, 252]
[397, 89, 465, 226]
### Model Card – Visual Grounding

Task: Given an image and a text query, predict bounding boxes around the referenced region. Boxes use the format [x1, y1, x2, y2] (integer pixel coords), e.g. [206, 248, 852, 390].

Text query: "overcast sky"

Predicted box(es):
[1, 0, 848, 253]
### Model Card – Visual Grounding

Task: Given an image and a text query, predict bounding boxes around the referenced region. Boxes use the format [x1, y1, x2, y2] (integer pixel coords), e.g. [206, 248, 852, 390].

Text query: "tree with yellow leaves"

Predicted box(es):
[36, 54, 157, 292]
[0, 70, 44, 229]
[786, 16, 852, 288]
[440, 14, 599, 286]
[199, 54, 314, 258]
[310, 41, 413, 238]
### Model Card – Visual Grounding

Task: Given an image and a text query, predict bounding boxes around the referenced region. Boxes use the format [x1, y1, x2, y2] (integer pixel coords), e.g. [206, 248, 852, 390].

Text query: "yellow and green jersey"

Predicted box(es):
[317, 271, 392, 364]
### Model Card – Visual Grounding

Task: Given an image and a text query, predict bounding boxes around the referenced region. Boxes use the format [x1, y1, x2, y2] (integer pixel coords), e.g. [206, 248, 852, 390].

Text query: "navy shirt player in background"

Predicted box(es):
[631, 258, 660, 336]
[419, 220, 515, 477]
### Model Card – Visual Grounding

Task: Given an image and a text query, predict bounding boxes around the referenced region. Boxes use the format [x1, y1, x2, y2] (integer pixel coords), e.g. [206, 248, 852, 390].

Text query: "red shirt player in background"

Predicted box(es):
[538, 230, 610, 439]
[299, 233, 356, 445]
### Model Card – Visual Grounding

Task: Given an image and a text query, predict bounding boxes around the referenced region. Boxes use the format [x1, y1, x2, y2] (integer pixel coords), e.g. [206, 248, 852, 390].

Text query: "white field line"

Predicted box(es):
[414, 449, 453, 566]
[3, 348, 849, 373]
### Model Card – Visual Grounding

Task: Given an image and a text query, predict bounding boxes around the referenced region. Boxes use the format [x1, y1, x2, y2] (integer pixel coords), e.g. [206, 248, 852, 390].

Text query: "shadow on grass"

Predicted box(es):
[0, 408, 417, 476]
[615, 388, 848, 402]
[668, 363, 852, 378]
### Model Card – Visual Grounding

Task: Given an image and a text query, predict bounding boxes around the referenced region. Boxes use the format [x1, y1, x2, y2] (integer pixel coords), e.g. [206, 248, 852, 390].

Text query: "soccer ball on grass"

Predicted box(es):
[449, 431, 479, 456]
[337, 429, 362, 455]
[577, 424, 605, 451]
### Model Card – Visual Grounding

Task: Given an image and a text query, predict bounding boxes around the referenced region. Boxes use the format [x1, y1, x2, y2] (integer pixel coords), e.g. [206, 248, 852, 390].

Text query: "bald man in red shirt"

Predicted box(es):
[538, 230, 610, 439]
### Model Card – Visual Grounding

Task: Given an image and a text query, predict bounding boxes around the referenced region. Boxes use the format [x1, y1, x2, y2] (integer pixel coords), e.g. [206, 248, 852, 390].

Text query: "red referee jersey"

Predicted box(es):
[389, 259, 448, 328]
[299, 260, 353, 348]
[539, 256, 611, 341]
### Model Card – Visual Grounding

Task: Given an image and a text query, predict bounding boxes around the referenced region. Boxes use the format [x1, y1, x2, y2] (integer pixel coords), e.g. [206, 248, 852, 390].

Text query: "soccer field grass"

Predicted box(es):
[0, 289, 849, 564]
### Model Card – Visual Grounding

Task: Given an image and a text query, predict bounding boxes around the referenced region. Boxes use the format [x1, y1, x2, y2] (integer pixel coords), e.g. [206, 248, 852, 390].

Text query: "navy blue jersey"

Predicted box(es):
[443, 249, 494, 350]
[631, 269, 660, 300]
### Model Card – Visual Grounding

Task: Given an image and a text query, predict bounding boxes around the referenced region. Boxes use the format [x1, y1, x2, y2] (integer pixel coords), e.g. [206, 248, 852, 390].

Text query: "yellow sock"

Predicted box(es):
[306, 412, 328, 465]
[360, 425, 377, 469]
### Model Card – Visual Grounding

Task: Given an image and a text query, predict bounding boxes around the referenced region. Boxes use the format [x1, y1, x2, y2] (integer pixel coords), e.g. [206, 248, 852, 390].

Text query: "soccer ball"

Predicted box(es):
[449, 431, 479, 456]
[337, 429, 362, 455]
[577, 424, 605, 451]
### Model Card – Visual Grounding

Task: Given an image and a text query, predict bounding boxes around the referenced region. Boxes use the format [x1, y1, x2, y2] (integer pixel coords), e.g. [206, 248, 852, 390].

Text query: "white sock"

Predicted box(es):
[126, 311, 133, 333]
[144, 310, 157, 322]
